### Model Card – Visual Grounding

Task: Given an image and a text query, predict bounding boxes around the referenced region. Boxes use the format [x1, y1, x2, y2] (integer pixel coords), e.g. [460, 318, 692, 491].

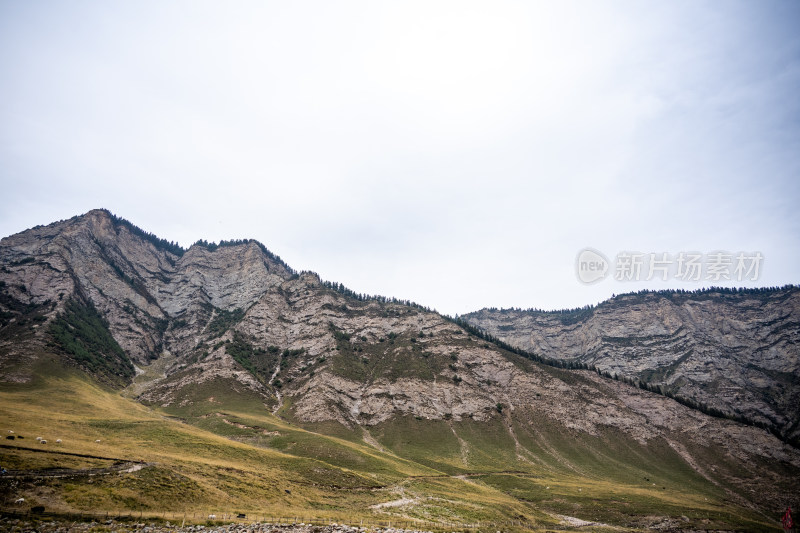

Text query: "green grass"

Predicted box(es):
[0, 360, 787, 531]
[373, 416, 465, 473]
[2, 366, 544, 526]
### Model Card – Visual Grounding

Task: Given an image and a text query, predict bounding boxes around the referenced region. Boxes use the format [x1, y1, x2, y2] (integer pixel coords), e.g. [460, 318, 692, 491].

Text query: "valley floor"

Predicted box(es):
[1, 367, 796, 533]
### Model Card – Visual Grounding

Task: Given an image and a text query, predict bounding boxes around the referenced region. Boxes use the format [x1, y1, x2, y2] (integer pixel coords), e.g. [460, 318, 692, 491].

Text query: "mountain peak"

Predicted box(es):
[1, 210, 799, 528]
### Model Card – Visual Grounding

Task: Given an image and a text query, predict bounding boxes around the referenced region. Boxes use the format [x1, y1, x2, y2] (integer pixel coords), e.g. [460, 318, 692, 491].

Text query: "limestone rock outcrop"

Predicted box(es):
[463, 289, 800, 445]
[1, 209, 798, 512]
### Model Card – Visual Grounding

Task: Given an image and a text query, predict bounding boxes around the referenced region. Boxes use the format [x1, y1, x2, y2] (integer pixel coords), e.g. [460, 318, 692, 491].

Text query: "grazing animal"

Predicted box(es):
[285, 489, 291, 494]
[15, 498, 24, 504]
[55, 439, 62, 444]
[40, 439, 47, 444]
[95, 439, 101, 443]
[5, 436, 14, 440]
[7, 430, 12, 434]
[208, 514, 216, 519]
[36, 437, 42, 441]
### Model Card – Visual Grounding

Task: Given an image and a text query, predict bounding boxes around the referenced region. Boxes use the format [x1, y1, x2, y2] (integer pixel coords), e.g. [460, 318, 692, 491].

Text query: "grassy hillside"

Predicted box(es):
[0, 358, 785, 531]
[0, 361, 546, 529]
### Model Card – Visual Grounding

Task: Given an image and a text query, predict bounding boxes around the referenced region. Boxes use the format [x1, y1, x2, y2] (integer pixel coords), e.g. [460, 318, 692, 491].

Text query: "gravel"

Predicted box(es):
[0, 518, 436, 533]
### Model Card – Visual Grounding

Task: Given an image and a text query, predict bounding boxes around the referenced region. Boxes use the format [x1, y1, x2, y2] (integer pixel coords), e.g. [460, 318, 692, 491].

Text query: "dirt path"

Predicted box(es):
[0, 443, 139, 463]
[2, 461, 152, 479]
[369, 491, 419, 510]
[0, 444, 152, 479]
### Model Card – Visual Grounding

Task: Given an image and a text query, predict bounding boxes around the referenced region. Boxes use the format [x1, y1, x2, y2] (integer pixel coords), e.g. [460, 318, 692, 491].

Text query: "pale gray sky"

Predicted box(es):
[2, 0, 799, 315]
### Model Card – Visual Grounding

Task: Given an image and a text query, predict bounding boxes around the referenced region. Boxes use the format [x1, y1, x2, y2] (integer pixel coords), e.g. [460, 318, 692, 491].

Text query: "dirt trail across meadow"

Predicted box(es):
[0, 443, 151, 479]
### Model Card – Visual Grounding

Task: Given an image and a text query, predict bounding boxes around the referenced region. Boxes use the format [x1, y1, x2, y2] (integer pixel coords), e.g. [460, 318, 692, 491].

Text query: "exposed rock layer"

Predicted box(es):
[462, 289, 800, 444]
[1, 209, 798, 515]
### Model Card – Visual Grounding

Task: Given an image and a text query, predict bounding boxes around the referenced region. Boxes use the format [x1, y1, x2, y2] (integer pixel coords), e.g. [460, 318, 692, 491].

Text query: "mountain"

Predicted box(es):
[462, 288, 800, 447]
[1, 209, 798, 531]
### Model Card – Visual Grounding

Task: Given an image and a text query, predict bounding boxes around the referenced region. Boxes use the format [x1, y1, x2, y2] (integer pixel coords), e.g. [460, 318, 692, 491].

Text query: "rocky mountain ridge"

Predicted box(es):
[1, 209, 799, 521]
[462, 287, 800, 446]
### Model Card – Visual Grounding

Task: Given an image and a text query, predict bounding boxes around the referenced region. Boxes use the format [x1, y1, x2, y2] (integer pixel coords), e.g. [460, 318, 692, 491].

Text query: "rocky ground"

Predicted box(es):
[0, 518, 436, 533]
[0, 515, 736, 532]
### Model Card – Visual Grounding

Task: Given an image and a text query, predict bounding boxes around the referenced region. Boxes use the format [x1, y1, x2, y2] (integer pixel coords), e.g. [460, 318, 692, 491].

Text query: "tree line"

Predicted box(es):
[447, 315, 794, 446]
[319, 280, 434, 312]
[481, 284, 799, 315]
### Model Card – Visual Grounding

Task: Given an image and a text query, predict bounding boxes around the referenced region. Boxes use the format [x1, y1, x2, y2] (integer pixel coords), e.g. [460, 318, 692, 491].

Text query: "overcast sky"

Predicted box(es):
[1, 1, 799, 315]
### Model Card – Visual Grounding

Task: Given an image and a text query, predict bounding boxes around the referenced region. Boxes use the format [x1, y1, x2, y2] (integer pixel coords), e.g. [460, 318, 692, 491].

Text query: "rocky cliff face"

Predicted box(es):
[0, 210, 293, 373]
[463, 289, 800, 445]
[1, 209, 799, 515]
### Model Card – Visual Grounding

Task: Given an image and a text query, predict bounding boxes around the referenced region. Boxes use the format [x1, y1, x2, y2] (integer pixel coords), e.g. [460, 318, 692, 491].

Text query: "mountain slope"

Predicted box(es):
[1, 209, 799, 530]
[462, 289, 800, 446]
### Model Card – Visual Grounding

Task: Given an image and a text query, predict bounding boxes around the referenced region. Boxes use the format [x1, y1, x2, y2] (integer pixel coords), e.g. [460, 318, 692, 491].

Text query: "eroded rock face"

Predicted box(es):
[2, 209, 799, 512]
[462, 289, 800, 444]
[0, 210, 293, 369]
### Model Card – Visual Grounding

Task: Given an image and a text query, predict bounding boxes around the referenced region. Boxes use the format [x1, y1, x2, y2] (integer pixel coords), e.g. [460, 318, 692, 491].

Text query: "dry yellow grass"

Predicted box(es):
[0, 366, 782, 531]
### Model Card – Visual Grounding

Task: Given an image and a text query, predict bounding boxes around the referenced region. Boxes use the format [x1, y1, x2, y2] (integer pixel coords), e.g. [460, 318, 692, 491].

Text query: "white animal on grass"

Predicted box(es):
[40, 439, 47, 444]
[208, 514, 216, 519]
[56, 439, 62, 444]
[95, 439, 101, 443]
[36, 436, 42, 441]
[15, 498, 24, 504]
